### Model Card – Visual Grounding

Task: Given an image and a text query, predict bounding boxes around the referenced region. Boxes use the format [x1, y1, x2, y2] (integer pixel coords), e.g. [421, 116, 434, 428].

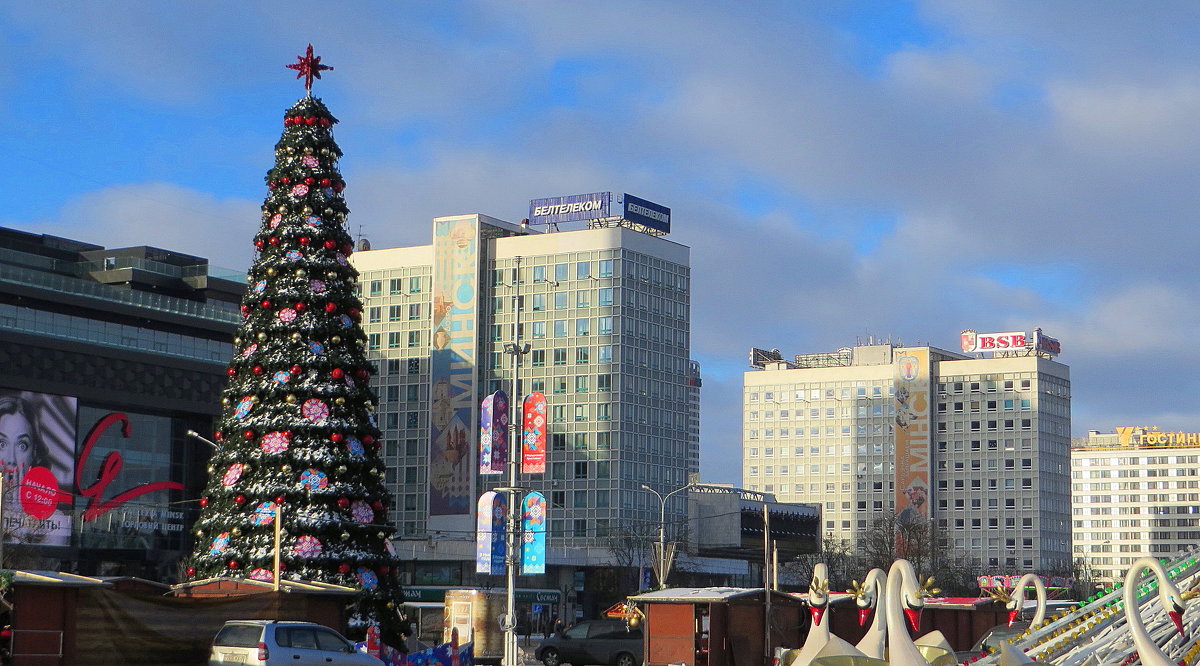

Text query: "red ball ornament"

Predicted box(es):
[348, 308, 361, 322]
[378, 566, 390, 576]
[331, 368, 345, 379]
[226, 367, 236, 377]
[294, 302, 306, 312]
[199, 498, 209, 507]
[304, 177, 315, 185]
[260, 299, 272, 309]
[323, 239, 337, 250]
[333, 181, 345, 194]
[342, 243, 354, 255]
[234, 494, 246, 505]
[355, 369, 369, 380]
[240, 305, 251, 316]
[371, 500, 384, 510]
[186, 567, 196, 576]
[280, 177, 291, 185]
[228, 560, 240, 569]
[362, 435, 375, 446]
[243, 429, 256, 439]
[330, 433, 344, 443]
[252, 365, 264, 375]
[214, 431, 224, 441]
[338, 562, 351, 574]
[254, 239, 265, 248]
[298, 236, 310, 245]
[324, 302, 337, 313]
[337, 497, 350, 508]
[320, 178, 331, 187]
[268, 236, 280, 246]
[274, 495, 285, 504]
[320, 117, 332, 128]
[306, 116, 317, 126]
[290, 365, 303, 375]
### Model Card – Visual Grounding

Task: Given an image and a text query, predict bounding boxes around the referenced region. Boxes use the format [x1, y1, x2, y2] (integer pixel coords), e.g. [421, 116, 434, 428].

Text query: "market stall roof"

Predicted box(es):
[629, 587, 807, 604]
[172, 576, 359, 595]
[11, 570, 112, 587]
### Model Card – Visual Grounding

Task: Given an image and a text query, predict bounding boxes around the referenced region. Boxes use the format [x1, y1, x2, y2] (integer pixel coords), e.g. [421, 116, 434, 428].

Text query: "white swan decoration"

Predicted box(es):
[1005, 573, 1047, 628]
[851, 568, 888, 659]
[1123, 556, 1196, 666]
[787, 563, 833, 666]
[883, 559, 937, 666]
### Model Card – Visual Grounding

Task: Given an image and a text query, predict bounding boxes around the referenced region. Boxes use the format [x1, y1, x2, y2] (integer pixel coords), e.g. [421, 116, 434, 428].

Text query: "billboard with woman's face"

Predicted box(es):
[0, 389, 76, 546]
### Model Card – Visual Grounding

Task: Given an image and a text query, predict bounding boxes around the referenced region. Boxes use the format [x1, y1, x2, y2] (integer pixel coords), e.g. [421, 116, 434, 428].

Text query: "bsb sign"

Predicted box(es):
[960, 329, 1061, 357]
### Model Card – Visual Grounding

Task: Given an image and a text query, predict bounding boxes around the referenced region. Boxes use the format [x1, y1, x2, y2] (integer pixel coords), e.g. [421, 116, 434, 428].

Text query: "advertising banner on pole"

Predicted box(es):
[894, 348, 931, 554]
[491, 391, 508, 474]
[475, 491, 506, 575]
[521, 392, 547, 474]
[521, 491, 547, 575]
[479, 394, 494, 475]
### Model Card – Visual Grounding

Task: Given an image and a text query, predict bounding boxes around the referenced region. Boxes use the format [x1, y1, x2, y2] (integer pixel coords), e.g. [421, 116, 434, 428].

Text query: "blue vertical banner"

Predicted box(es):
[521, 491, 547, 575]
[475, 491, 507, 575]
[480, 394, 495, 475]
[491, 390, 509, 474]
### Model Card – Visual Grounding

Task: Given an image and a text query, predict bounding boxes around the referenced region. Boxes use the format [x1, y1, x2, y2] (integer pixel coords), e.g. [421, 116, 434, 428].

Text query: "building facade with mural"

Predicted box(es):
[1071, 427, 1200, 586]
[743, 336, 1072, 573]
[351, 197, 702, 617]
[0, 226, 240, 579]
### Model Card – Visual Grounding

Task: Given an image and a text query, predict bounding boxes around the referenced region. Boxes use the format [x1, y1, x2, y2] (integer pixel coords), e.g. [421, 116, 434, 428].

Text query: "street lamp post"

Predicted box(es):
[640, 482, 694, 589]
[500, 256, 531, 666]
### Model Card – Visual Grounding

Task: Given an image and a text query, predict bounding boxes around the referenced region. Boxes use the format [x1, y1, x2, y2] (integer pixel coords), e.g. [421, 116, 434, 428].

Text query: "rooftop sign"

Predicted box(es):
[528, 192, 611, 226]
[622, 193, 671, 233]
[960, 328, 1060, 357]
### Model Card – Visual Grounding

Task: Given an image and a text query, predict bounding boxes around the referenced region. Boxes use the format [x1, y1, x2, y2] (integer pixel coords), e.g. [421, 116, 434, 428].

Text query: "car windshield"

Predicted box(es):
[564, 624, 591, 639]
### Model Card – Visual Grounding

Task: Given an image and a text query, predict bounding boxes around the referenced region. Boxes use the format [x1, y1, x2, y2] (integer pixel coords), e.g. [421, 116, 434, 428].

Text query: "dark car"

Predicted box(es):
[535, 619, 643, 666]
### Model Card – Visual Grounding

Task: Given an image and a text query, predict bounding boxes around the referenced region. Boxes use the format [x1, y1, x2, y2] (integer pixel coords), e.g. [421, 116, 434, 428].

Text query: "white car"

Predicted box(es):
[208, 620, 381, 665]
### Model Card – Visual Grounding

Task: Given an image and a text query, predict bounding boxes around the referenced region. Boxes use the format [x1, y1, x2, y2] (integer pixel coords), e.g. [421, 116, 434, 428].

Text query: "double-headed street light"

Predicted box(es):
[640, 482, 694, 589]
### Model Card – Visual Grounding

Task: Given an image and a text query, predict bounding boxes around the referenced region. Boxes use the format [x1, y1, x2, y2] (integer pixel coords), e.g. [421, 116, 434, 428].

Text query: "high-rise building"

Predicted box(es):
[1071, 427, 1200, 586]
[743, 333, 1072, 572]
[351, 203, 697, 610]
[0, 225, 240, 578]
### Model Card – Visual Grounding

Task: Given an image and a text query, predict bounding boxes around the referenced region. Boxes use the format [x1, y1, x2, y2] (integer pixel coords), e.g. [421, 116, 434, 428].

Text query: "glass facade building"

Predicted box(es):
[352, 215, 698, 568]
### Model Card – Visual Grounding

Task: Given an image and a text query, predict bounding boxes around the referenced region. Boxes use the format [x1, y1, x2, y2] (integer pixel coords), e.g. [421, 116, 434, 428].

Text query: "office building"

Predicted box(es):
[350, 197, 698, 614]
[743, 333, 1072, 572]
[1071, 427, 1200, 586]
[0, 225, 240, 578]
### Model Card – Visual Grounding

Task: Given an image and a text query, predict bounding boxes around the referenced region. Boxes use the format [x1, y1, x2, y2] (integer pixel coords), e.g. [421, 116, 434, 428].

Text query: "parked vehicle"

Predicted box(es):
[208, 619, 380, 665]
[535, 619, 643, 666]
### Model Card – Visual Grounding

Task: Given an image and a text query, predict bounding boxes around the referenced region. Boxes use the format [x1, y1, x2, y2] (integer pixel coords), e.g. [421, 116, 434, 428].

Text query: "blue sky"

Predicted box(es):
[6, 2, 1200, 485]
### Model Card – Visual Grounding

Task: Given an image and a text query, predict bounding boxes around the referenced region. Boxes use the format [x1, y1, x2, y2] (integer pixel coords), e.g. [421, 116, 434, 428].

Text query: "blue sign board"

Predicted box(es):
[622, 193, 671, 233]
[528, 192, 611, 225]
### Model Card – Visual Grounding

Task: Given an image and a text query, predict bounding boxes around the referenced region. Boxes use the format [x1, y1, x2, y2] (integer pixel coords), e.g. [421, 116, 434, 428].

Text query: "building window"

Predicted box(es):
[576, 318, 590, 336]
[598, 345, 612, 363]
[576, 290, 590, 308]
[575, 376, 589, 392]
[577, 261, 591, 279]
[532, 294, 545, 311]
[407, 331, 420, 347]
[599, 259, 613, 277]
[554, 292, 568, 310]
[369, 280, 382, 297]
[553, 320, 567, 337]
[554, 264, 569, 282]
[598, 317, 613, 335]
[389, 278, 403, 295]
[367, 333, 380, 350]
[575, 347, 589, 364]
[532, 322, 546, 339]
[408, 276, 422, 293]
[574, 405, 587, 421]
[553, 348, 568, 365]
[531, 350, 546, 367]
[574, 461, 588, 479]
[387, 332, 401, 349]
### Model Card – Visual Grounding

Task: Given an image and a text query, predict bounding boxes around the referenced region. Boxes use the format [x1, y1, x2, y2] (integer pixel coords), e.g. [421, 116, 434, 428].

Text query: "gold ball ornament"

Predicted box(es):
[302, 206, 313, 215]
[234, 337, 242, 345]
[337, 465, 347, 473]
[196, 530, 204, 537]
[335, 397, 346, 405]
[331, 336, 342, 344]
[282, 465, 292, 473]
[291, 332, 302, 341]
[286, 146, 295, 154]
[278, 205, 288, 213]
[295, 269, 307, 278]
[222, 398, 231, 405]
[285, 394, 297, 404]
[387, 602, 395, 609]
[303, 146, 313, 154]
[266, 267, 277, 276]
[256, 332, 267, 341]
[340, 532, 350, 540]
[232, 527, 241, 536]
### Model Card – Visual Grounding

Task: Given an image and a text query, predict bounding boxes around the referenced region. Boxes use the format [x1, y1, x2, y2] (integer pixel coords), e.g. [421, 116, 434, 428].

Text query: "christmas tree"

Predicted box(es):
[188, 46, 405, 646]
